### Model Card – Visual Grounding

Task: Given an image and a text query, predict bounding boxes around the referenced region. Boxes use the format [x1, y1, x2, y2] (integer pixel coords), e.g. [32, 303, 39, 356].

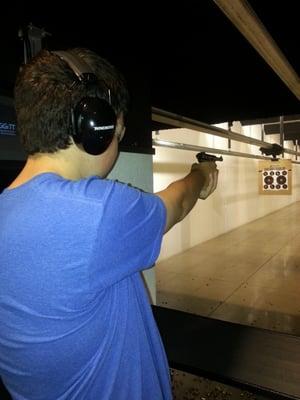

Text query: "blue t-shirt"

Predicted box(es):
[0, 173, 172, 400]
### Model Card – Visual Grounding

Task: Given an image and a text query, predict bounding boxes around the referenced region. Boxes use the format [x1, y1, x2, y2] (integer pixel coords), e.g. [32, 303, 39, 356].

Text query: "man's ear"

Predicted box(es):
[116, 126, 126, 143]
[115, 113, 125, 142]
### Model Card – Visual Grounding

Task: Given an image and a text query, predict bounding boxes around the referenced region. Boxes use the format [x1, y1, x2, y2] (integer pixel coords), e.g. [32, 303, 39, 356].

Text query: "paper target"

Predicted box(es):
[258, 160, 292, 195]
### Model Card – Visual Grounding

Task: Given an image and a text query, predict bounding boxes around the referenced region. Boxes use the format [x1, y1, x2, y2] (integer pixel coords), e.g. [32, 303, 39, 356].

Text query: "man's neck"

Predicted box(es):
[8, 153, 82, 189]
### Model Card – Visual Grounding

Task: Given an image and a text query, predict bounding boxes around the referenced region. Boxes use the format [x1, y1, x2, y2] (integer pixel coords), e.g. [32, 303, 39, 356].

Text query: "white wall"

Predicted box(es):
[153, 123, 300, 262]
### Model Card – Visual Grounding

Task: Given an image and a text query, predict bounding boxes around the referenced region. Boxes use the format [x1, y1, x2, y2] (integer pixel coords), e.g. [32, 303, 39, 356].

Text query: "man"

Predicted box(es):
[0, 48, 218, 399]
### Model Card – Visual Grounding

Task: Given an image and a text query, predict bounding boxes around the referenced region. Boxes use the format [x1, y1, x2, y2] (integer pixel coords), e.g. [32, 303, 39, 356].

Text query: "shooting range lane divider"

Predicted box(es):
[152, 305, 300, 400]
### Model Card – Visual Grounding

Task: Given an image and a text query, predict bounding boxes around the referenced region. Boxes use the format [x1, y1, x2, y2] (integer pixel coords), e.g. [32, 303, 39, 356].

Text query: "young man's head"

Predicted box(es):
[14, 48, 129, 178]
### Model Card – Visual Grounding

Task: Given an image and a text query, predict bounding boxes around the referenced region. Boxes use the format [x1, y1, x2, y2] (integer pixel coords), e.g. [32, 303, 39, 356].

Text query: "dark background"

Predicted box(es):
[0, 1, 299, 153]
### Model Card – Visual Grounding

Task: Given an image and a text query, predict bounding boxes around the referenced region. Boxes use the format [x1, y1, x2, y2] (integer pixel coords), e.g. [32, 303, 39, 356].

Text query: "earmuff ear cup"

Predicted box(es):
[72, 97, 116, 155]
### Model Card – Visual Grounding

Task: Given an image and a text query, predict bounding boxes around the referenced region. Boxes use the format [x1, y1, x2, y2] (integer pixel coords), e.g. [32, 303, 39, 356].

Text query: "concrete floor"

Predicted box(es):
[170, 369, 273, 400]
[156, 201, 300, 398]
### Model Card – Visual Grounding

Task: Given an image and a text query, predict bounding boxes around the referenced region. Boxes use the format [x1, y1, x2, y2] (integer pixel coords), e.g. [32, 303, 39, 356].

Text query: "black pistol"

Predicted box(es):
[196, 152, 223, 163]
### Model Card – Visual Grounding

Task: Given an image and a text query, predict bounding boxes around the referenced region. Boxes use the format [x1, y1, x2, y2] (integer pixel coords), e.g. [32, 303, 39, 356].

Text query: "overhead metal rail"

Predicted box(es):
[213, 0, 300, 102]
[152, 108, 300, 163]
[153, 139, 300, 165]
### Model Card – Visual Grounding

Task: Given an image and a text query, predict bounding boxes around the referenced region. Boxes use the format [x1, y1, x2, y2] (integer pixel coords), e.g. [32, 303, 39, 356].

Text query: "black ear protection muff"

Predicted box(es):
[53, 50, 117, 155]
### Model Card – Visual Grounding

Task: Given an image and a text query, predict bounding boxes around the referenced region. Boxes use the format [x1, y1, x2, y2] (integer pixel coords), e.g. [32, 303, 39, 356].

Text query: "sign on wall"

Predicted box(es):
[258, 159, 292, 195]
[0, 97, 17, 136]
[0, 121, 16, 136]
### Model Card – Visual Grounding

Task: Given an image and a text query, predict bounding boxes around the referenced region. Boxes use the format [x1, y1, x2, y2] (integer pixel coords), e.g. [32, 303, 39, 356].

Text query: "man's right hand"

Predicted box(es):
[156, 161, 219, 233]
[191, 162, 219, 200]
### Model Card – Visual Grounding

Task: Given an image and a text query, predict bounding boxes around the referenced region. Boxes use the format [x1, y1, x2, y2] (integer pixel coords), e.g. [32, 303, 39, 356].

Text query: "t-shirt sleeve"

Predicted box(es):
[90, 180, 166, 289]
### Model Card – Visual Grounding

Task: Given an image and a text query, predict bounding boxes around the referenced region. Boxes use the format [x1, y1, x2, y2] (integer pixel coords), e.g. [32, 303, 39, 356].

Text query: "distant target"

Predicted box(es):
[260, 161, 291, 194]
